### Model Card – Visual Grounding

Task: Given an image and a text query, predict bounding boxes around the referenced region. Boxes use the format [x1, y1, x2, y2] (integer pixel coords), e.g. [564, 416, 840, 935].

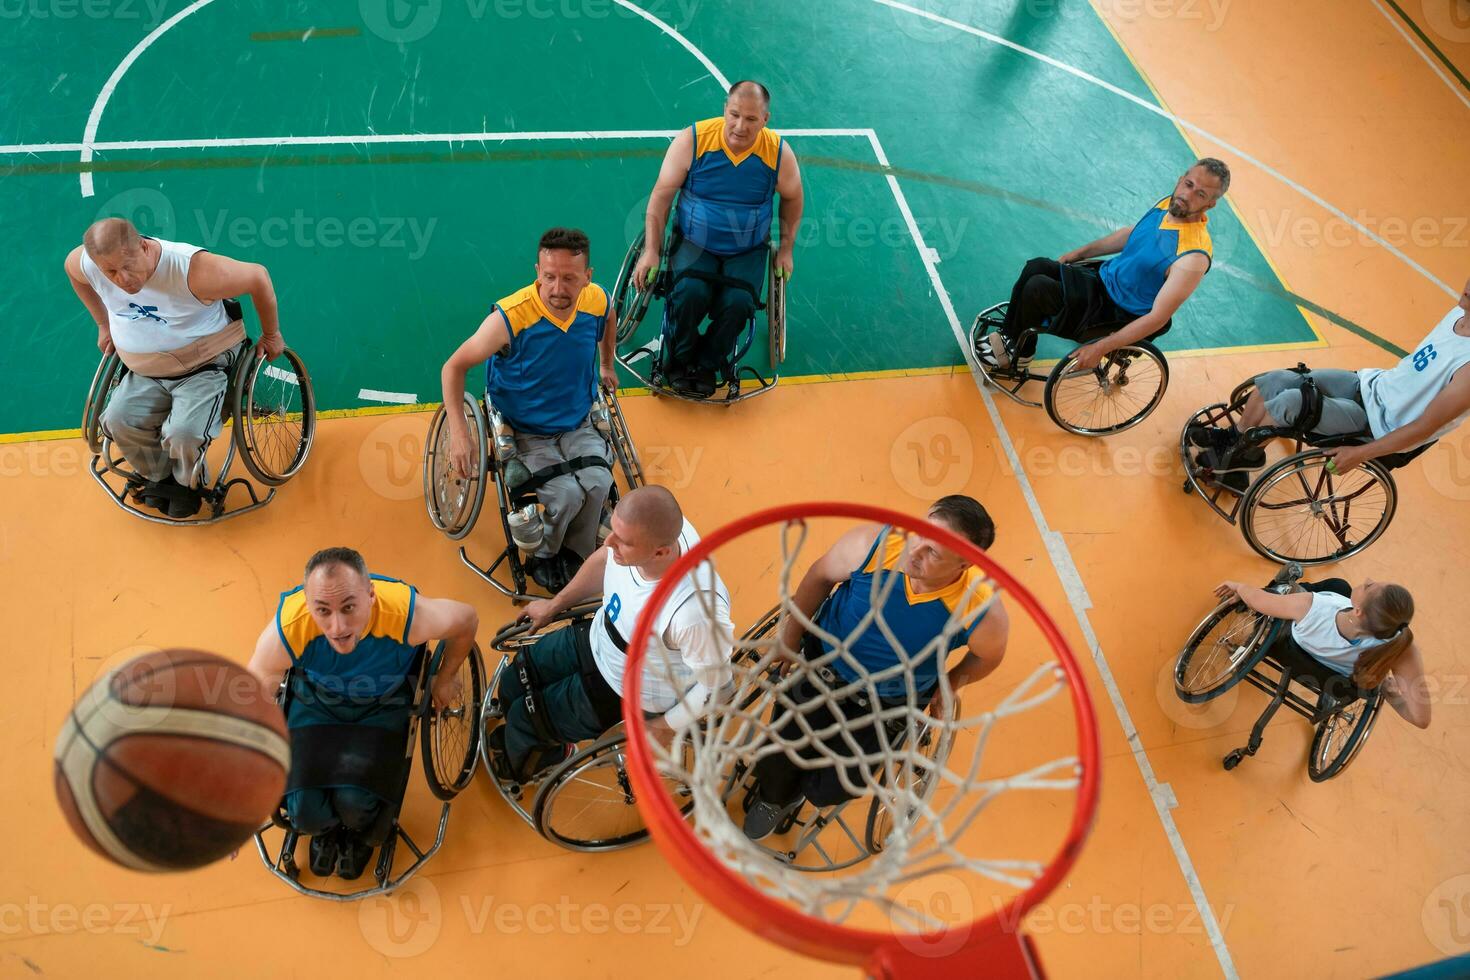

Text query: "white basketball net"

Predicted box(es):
[645, 519, 1084, 934]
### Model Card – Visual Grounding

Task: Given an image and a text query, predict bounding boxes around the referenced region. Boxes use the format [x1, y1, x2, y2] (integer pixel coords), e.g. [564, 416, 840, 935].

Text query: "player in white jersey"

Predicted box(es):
[1214, 574, 1431, 729]
[64, 218, 289, 517]
[485, 485, 734, 782]
[1190, 275, 1470, 488]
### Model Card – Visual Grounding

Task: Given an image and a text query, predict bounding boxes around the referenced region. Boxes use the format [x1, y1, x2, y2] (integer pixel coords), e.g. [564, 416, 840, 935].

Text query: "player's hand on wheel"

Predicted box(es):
[599, 363, 619, 392]
[776, 247, 794, 282]
[260, 331, 286, 360]
[633, 249, 660, 292]
[431, 674, 463, 712]
[449, 427, 476, 479]
[97, 329, 115, 356]
[1072, 341, 1109, 372]
[521, 599, 557, 632]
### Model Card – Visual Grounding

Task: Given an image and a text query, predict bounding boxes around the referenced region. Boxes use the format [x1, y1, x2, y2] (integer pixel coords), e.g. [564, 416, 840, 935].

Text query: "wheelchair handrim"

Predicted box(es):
[1175, 602, 1275, 702]
[1242, 453, 1397, 565]
[1045, 344, 1168, 436]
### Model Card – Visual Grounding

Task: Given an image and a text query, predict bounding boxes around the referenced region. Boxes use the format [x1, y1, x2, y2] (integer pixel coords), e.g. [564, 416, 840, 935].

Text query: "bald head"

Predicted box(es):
[727, 80, 770, 109]
[616, 485, 684, 548]
[84, 218, 143, 260]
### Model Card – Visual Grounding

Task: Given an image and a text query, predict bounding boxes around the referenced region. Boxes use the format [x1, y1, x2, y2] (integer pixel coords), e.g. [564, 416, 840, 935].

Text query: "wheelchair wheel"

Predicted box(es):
[613, 231, 655, 344]
[423, 642, 486, 801]
[423, 393, 489, 541]
[863, 713, 947, 854]
[83, 353, 125, 455]
[532, 733, 690, 851]
[767, 245, 787, 368]
[1308, 692, 1382, 782]
[233, 346, 316, 486]
[1043, 342, 1168, 435]
[1175, 600, 1277, 703]
[599, 387, 645, 489]
[1241, 452, 1398, 565]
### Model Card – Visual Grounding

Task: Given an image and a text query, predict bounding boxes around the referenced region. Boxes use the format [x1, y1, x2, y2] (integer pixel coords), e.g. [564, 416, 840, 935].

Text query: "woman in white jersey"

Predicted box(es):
[485, 486, 734, 782]
[64, 218, 288, 518]
[1190, 274, 1470, 489]
[1214, 576, 1431, 729]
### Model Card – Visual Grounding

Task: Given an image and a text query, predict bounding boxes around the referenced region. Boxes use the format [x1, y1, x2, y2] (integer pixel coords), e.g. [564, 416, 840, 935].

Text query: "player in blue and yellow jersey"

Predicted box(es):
[440, 228, 619, 592]
[633, 80, 805, 398]
[246, 547, 479, 880]
[742, 496, 1010, 840]
[981, 158, 1230, 376]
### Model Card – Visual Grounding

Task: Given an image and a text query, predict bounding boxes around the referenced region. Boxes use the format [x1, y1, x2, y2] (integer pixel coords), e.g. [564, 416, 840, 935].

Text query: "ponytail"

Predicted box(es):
[1352, 583, 1415, 689]
[1351, 627, 1413, 689]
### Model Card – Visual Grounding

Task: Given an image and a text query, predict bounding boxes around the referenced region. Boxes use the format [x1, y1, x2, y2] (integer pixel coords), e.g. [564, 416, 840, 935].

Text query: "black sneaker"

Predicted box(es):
[742, 797, 803, 842]
[525, 555, 561, 593]
[1197, 445, 1267, 472]
[485, 726, 518, 782]
[138, 475, 178, 513]
[335, 832, 374, 881]
[1217, 471, 1250, 495]
[690, 369, 718, 399]
[309, 829, 341, 877]
[1187, 424, 1239, 451]
[166, 486, 202, 519]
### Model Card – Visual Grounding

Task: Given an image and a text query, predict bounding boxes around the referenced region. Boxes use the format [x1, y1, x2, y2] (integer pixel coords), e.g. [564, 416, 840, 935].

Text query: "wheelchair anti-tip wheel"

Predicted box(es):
[1240, 451, 1398, 565]
[422, 642, 487, 801]
[234, 346, 316, 486]
[423, 393, 489, 541]
[1174, 600, 1277, 703]
[1043, 341, 1169, 436]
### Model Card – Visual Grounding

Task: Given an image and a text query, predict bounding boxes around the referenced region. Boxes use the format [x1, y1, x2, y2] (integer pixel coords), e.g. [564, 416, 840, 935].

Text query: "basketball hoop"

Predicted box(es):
[621, 503, 1100, 979]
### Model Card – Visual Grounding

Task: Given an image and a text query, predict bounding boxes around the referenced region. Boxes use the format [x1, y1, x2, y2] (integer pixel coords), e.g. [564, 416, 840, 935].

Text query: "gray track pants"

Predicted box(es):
[100, 344, 242, 488]
[514, 417, 614, 560]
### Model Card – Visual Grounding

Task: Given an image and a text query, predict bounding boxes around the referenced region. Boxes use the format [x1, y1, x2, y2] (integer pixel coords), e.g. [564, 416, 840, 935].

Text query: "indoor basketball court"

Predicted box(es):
[3, 0, 1469, 976]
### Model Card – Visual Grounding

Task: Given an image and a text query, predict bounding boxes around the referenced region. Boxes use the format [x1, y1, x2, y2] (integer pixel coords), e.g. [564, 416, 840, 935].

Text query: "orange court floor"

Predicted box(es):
[5, 1, 1470, 978]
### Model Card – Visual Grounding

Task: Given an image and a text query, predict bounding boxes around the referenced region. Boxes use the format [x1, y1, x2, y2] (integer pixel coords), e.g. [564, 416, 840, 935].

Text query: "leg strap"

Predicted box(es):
[516, 654, 562, 744]
[513, 455, 612, 499]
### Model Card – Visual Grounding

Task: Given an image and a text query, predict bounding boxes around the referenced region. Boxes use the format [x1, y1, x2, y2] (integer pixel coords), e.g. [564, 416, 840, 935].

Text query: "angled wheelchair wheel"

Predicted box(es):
[1043, 342, 1168, 435]
[422, 642, 486, 801]
[767, 245, 787, 368]
[863, 707, 950, 854]
[83, 353, 125, 455]
[423, 393, 489, 541]
[613, 230, 656, 344]
[530, 732, 677, 851]
[598, 387, 645, 489]
[233, 346, 316, 486]
[1308, 692, 1382, 782]
[1241, 452, 1398, 565]
[1175, 600, 1277, 703]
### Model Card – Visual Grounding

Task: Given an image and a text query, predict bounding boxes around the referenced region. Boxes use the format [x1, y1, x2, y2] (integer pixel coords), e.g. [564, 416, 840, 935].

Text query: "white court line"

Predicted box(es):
[1369, 0, 1470, 112]
[78, 0, 217, 197]
[262, 364, 299, 386]
[72, 0, 727, 197]
[866, 128, 1241, 980]
[4, 128, 871, 156]
[871, 0, 1458, 300]
[357, 389, 418, 405]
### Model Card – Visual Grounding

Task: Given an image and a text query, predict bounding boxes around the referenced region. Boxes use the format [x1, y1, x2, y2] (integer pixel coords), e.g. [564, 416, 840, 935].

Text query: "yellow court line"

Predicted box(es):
[1084, 1, 1329, 353]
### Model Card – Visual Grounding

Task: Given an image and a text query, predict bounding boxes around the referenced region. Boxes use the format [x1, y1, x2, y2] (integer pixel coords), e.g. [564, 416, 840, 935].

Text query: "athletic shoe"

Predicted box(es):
[1186, 424, 1239, 451]
[485, 726, 518, 783]
[309, 829, 341, 878]
[1270, 562, 1305, 588]
[742, 796, 803, 842]
[1196, 445, 1267, 473]
[525, 555, 562, 593]
[166, 487, 202, 519]
[335, 833, 375, 881]
[979, 333, 1031, 376]
[1216, 471, 1249, 495]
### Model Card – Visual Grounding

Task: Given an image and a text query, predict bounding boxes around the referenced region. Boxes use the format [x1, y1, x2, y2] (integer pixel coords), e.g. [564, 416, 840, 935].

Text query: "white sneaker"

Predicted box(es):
[984, 333, 1030, 375]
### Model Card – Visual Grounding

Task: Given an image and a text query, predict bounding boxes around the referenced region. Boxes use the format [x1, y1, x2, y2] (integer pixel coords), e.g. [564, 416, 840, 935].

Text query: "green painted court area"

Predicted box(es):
[0, 0, 1317, 438]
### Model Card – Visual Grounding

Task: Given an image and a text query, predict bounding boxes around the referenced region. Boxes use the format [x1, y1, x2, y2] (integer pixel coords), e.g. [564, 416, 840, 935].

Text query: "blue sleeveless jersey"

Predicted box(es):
[486, 282, 608, 435]
[675, 117, 782, 256]
[275, 575, 419, 729]
[818, 528, 993, 700]
[1099, 197, 1213, 316]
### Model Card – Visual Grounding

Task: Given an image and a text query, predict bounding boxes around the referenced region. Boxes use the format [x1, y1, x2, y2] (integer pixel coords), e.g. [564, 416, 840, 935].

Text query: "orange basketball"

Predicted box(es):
[53, 649, 290, 871]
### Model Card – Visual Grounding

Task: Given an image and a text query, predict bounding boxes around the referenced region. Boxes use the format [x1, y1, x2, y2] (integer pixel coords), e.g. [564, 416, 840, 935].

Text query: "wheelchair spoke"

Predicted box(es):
[1246, 459, 1391, 561]
[1049, 350, 1163, 433]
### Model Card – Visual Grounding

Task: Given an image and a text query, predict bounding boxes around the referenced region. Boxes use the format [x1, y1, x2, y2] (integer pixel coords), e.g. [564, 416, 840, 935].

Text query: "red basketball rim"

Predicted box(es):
[621, 501, 1101, 969]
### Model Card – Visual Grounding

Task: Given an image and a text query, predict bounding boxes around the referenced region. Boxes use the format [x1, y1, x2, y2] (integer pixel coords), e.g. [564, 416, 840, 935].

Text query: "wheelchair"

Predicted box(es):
[720, 666, 958, 872]
[479, 604, 780, 851]
[253, 639, 486, 899]
[611, 225, 787, 406]
[82, 307, 315, 525]
[422, 383, 644, 602]
[1181, 368, 1433, 565]
[969, 262, 1170, 436]
[1174, 570, 1382, 782]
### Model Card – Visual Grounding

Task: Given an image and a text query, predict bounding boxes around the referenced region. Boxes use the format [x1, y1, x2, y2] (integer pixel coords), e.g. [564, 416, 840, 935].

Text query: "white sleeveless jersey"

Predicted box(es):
[80, 238, 231, 353]
[1359, 306, 1470, 443]
[590, 518, 732, 714]
[1290, 592, 1384, 676]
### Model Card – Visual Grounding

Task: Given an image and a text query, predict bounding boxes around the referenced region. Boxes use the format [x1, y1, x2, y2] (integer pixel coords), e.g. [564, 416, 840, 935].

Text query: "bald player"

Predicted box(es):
[65, 218, 287, 518]
[632, 79, 804, 398]
[247, 548, 478, 880]
[485, 486, 735, 782]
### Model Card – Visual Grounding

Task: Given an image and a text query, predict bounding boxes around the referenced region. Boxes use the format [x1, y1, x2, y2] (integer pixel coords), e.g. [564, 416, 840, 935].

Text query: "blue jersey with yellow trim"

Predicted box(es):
[817, 528, 993, 699]
[676, 118, 782, 256]
[1100, 197, 1213, 316]
[276, 574, 418, 729]
[485, 282, 608, 435]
